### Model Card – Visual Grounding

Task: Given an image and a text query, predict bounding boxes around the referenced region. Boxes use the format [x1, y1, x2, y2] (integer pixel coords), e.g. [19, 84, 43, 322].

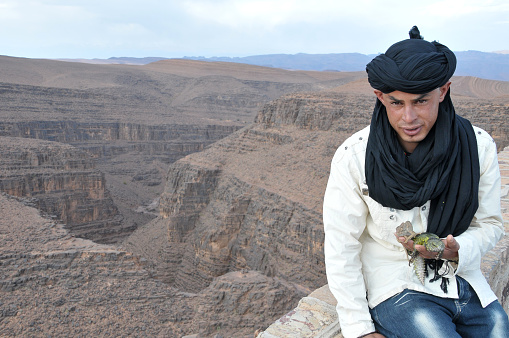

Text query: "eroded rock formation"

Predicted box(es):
[0, 193, 305, 336]
[0, 137, 124, 243]
[0, 56, 366, 245]
[123, 92, 375, 335]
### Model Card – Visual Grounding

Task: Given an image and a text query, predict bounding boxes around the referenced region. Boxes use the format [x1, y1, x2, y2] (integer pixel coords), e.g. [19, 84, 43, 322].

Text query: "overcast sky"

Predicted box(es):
[1, 0, 508, 59]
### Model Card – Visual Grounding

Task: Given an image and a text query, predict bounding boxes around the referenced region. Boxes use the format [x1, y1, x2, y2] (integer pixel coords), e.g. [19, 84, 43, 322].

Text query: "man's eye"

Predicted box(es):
[391, 101, 402, 106]
[416, 99, 427, 104]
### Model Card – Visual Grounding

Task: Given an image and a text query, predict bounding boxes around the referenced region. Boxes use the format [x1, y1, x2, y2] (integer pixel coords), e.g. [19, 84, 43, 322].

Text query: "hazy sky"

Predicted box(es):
[1, 0, 508, 59]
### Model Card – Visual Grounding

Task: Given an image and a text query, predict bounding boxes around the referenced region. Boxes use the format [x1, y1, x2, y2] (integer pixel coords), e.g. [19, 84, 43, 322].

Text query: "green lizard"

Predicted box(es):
[395, 221, 445, 284]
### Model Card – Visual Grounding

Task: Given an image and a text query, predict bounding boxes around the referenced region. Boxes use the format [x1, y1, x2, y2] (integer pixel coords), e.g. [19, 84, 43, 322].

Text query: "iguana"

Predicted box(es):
[395, 221, 445, 285]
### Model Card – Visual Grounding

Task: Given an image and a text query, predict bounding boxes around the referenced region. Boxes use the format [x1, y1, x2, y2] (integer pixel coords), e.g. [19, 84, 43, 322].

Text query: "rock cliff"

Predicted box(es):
[0, 193, 305, 336]
[123, 92, 375, 334]
[0, 136, 124, 243]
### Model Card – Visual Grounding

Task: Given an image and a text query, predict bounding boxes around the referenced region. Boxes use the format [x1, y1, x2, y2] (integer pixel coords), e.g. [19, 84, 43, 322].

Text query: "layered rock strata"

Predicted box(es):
[124, 92, 376, 335]
[0, 120, 239, 175]
[0, 56, 367, 244]
[0, 193, 304, 336]
[0, 137, 123, 243]
[157, 165, 325, 292]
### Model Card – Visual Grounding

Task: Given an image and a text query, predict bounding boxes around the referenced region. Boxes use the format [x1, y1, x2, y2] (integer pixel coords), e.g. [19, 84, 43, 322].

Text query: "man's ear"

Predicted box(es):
[438, 82, 451, 102]
[374, 89, 385, 103]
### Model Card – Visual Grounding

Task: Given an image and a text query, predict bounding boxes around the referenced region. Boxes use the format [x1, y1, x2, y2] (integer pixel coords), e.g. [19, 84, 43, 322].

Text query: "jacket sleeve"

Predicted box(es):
[323, 148, 375, 338]
[455, 135, 505, 275]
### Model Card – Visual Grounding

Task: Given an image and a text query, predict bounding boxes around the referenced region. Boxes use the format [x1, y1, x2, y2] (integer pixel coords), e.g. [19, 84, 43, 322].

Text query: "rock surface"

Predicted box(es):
[0, 136, 124, 243]
[0, 192, 307, 337]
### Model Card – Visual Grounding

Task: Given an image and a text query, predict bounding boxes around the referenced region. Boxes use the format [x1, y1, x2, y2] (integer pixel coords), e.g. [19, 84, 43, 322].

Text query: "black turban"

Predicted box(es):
[366, 27, 456, 94]
[364, 26, 480, 238]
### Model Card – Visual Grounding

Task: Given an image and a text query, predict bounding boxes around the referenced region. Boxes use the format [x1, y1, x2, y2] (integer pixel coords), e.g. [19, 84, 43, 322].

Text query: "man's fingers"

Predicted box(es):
[442, 235, 460, 260]
[397, 237, 414, 251]
[413, 244, 444, 259]
[446, 235, 460, 251]
[413, 244, 433, 257]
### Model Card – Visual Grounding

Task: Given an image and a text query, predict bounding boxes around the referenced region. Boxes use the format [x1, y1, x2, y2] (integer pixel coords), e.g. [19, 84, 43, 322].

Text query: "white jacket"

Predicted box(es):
[323, 125, 504, 338]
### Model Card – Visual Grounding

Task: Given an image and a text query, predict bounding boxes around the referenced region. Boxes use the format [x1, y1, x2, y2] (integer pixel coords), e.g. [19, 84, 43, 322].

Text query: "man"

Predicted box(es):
[323, 26, 509, 338]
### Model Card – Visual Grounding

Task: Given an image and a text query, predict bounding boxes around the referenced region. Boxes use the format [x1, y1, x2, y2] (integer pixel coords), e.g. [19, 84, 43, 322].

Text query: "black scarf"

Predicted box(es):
[364, 27, 480, 238]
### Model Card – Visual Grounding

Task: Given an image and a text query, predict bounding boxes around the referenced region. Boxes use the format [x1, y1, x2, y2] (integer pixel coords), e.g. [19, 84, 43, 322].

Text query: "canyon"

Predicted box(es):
[1, 55, 508, 336]
[0, 55, 364, 244]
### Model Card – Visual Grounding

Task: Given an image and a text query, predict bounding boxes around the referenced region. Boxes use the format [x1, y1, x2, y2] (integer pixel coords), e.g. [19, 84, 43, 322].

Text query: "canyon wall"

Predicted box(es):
[123, 92, 375, 335]
[0, 121, 241, 243]
[143, 92, 380, 292]
[0, 136, 125, 243]
[0, 120, 239, 161]
[0, 193, 305, 336]
[157, 165, 325, 292]
[0, 121, 238, 143]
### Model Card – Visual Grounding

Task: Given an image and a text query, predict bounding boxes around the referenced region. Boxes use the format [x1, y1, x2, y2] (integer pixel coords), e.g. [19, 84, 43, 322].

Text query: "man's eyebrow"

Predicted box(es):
[387, 93, 430, 102]
[412, 93, 430, 101]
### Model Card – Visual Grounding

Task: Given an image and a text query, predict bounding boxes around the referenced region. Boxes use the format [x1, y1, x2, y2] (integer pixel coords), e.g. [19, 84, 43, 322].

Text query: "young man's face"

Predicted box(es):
[374, 82, 451, 153]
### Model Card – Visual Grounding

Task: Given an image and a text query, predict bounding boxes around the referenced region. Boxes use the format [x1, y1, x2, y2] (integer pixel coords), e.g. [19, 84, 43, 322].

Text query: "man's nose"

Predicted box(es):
[402, 105, 417, 123]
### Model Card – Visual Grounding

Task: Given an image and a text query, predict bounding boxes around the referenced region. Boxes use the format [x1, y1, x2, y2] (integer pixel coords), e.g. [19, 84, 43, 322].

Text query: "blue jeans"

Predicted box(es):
[369, 277, 509, 338]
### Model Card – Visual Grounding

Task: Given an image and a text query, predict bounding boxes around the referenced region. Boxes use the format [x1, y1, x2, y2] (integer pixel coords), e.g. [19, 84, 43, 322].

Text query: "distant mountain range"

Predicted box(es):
[58, 51, 509, 82]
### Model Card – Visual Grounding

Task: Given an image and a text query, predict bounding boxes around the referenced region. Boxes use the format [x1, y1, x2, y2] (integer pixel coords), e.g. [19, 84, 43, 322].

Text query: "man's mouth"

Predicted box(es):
[402, 126, 422, 136]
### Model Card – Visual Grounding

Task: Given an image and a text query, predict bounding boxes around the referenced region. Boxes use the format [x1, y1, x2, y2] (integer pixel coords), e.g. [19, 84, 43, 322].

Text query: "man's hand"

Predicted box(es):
[397, 234, 459, 260]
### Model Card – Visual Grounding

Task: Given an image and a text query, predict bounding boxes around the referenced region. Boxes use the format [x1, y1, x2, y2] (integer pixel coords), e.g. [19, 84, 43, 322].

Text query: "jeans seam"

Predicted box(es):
[453, 299, 462, 322]
[453, 277, 473, 323]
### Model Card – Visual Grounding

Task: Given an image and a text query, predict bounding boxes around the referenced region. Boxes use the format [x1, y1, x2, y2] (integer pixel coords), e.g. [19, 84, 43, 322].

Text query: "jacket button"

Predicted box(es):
[390, 208, 395, 212]
[389, 215, 395, 220]
[422, 206, 427, 211]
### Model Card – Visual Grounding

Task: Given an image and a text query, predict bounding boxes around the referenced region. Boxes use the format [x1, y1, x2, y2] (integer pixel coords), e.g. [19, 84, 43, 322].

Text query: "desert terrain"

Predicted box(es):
[0, 55, 508, 336]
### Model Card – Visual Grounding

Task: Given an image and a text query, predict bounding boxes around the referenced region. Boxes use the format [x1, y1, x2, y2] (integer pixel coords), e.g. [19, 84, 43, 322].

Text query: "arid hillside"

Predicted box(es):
[1, 55, 508, 336]
[0, 55, 365, 125]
